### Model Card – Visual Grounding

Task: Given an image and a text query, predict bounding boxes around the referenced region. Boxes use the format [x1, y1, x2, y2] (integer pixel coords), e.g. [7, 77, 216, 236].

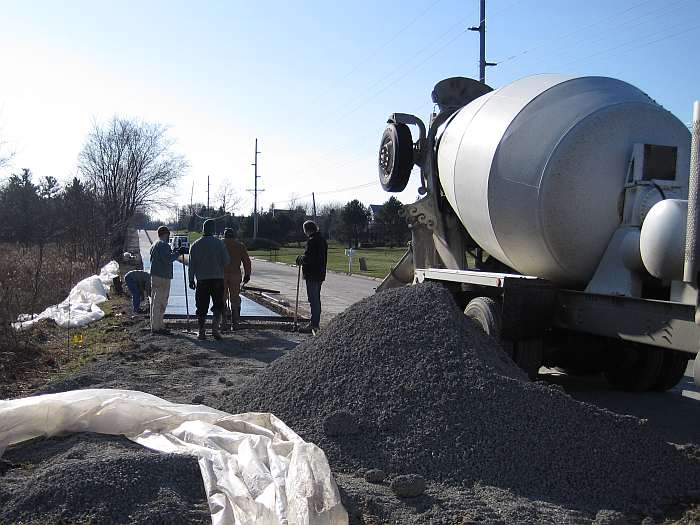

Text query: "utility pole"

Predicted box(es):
[247, 139, 264, 239]
[207, 175, 210, 212]
[312, 192, 317, 220]
[468, 0, 496, 83]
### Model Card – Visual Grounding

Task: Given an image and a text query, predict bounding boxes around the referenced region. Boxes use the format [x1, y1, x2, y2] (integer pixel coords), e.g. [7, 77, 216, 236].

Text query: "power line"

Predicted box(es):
[319, 16, 476, 125]
[493, 0, 658, 66]
[288, 0, 523, 183]
[554, 18, 700, 70]
[315, 181, 376, 195]
[321, 0, 444, 95]
[497, 0, 691, 75]
[273, 181, 377, 207]
[286, 29, 469, 184]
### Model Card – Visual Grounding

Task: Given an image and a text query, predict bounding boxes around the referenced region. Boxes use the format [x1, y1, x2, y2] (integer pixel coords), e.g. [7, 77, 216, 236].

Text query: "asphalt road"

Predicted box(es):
[246, 257, 378, 326]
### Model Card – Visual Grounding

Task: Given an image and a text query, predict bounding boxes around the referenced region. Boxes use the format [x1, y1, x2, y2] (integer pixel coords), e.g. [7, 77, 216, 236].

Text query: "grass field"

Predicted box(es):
[174, 231, 405, 279]
[249, 243, 406, 279]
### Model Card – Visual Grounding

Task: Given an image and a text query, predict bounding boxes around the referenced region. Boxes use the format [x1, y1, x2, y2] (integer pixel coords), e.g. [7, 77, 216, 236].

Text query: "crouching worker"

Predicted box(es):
[223, 227, 251, 330]
[124, 270, 151, 314]
[188, 219, 230, 340]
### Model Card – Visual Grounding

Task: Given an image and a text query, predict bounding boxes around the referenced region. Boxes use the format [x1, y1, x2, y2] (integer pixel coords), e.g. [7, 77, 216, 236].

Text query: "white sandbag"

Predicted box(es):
[0, 389, 348, 525]
[13, 261, 119, 330]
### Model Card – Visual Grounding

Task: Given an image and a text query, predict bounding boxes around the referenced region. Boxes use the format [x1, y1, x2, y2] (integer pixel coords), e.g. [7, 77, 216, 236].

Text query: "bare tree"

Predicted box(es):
[0, 133, 13, 170]
[216, 180, 241, 214]
[78, 116, 188, 252]
[286, 193, 309, 214]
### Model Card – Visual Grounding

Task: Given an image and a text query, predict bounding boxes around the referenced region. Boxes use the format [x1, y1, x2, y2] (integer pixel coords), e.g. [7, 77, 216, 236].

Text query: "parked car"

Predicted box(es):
[170, 235, 189, 253]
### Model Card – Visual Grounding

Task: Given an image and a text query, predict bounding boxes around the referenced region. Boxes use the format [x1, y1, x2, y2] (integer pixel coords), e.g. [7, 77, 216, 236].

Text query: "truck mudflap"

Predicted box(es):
[415, 268, 556, 340]
[501, 277, 557, 340]
[555, 290, 700, 356]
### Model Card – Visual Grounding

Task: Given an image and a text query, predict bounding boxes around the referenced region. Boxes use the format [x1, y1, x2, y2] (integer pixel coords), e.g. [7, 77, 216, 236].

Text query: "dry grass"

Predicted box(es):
[0, 296, 134, 398]
[0, 241, 136, 398]
[0, 243, 99, 353]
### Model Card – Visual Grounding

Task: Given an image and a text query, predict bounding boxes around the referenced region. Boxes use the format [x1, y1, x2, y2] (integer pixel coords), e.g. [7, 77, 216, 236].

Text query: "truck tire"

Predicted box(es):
[552, 337, 605, 376]
[603, 344, 665, 392]
[465, 297, 543, 374]
[378, 123, 413, 192]
[513, 339, 544, 381]
[464, 296, 513, 362]
[464, 297, 501, 338]
[652, 351, 690, 391]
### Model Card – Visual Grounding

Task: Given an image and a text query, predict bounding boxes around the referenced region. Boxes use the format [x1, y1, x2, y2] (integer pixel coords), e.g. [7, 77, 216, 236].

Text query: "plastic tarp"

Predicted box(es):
[13, 261, 120, 330]
[0, 389, 348, 525]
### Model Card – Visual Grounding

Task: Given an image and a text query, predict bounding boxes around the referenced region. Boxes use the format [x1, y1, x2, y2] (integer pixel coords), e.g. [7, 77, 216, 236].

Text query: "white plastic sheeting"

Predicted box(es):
[13, 261, 119, 330]
[0, 389, 348, 525]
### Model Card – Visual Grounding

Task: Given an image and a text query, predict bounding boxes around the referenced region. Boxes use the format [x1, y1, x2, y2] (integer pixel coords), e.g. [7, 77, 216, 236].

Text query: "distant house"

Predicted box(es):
[368, 204, 383, 223]
[271, 207, 294, 218]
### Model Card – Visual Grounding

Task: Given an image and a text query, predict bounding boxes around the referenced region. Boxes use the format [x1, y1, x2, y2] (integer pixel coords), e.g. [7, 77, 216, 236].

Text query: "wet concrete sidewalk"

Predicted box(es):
[137, 230, 277, 318]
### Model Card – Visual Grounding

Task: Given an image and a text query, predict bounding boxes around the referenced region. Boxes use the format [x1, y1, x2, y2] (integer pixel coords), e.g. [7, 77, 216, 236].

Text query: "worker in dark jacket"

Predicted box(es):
[295, 220, 328, 333]
[124, 270, 151, 314]
[188, 219, 231, 340]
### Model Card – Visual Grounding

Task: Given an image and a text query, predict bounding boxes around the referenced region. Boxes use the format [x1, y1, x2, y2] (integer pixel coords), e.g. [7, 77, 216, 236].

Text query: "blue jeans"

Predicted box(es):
[305, 279, 322, 328]
[125, 279, 141, 312]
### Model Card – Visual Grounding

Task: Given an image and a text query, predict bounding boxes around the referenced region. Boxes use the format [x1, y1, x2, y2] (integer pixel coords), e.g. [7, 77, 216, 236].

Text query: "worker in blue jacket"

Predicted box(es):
[124, 270, 151, 314]
[149, 225, 184, 334]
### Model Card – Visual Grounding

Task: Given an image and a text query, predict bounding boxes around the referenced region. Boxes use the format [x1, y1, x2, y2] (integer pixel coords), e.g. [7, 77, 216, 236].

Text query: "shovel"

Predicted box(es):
[293, 264, 301, 332]
[182, 254, 190, 333]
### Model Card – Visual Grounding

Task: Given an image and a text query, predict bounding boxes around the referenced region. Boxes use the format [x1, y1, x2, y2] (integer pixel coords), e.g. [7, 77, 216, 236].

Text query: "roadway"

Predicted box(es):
[246, 258, 378, 326]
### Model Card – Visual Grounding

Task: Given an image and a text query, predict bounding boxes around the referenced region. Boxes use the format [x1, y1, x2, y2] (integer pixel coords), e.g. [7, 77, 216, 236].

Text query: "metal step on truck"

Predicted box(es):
[376, 74, 700, 391]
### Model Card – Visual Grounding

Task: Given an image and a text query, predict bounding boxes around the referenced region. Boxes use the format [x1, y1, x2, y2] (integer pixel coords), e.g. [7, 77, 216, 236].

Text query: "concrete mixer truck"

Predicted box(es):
[377, 74, 700, 391]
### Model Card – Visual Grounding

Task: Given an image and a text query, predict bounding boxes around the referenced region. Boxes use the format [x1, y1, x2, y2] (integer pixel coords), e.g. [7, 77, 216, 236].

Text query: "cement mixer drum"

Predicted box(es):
[437, 75, 691, 285]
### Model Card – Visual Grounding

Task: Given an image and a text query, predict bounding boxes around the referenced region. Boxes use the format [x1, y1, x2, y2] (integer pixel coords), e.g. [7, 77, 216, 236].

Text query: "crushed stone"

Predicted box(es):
[390, 474, 426, 498]
[323, 409, 359, 436]
[0, 433, 209, 525]
[221, 282, 700, 517]
[364, 468, 386, 484]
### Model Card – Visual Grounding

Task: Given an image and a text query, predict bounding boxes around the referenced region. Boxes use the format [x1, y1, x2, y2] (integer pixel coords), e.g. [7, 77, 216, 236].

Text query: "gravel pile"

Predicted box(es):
[0, 433, 209, 524]
[222, 283, 700, 514]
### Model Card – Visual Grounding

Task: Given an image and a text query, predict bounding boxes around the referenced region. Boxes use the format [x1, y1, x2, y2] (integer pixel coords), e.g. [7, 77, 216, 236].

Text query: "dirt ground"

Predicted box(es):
[0, 253, 700, 525]
[0, 298, 699, 525]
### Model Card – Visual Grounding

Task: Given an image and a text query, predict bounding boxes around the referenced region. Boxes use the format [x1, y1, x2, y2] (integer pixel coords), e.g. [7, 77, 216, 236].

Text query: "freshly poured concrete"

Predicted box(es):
[137, 230, 278, 318]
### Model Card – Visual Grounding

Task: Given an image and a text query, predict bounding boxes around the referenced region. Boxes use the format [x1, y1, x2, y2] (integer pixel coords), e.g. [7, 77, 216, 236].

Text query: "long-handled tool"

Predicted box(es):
[293, 264, 301, 332]
[182, 254, 190, 333]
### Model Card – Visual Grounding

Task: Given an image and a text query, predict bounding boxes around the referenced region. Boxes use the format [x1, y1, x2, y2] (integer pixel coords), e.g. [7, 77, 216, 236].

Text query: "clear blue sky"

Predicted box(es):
[1, 0, 698, 218]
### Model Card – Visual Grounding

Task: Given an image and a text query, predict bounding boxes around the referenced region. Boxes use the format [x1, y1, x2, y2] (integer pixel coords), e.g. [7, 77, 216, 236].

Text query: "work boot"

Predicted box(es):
[197, 317, 206, 340]
[231, 308, 239, 331]
[212, 312, 222, 340]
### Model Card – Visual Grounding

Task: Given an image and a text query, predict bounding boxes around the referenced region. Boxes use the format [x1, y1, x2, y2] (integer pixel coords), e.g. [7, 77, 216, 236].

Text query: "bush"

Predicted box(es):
[242, 237, 281, 251]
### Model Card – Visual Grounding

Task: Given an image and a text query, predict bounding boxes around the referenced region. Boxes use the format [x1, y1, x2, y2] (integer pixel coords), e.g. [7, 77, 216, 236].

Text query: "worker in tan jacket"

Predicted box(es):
[222, 228, 252, 330]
